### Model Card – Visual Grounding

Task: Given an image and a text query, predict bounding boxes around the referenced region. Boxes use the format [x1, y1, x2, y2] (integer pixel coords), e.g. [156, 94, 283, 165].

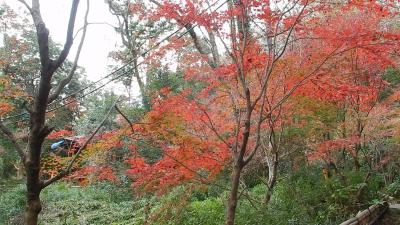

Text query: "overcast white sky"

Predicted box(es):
[2, 0, 123, 84]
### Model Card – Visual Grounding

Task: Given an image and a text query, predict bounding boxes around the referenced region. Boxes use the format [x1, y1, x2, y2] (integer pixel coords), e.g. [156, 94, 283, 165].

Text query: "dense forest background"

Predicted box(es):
[1, 0, 400, 224]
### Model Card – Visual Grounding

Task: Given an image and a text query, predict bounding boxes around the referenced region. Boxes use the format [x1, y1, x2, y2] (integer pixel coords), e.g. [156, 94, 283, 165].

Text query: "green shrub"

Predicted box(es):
[386, 178, 400, 198]
[0, 183, 26, 224]
[178, 198, 225, 225]
[39, 182, 142, 225]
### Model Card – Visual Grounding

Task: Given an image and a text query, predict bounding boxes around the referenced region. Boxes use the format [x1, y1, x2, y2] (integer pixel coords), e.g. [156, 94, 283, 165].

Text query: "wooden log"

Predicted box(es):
[339, 202, 389, 225]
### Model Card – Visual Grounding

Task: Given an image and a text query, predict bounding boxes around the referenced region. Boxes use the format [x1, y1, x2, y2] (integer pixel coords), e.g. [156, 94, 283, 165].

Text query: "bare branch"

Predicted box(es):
[17, 0, 32, 12]
[115, 105, 135, 134]
[30, 0, 51, 68]
[149, 0, 162, 7]
[53, 0, 81, 70]
[73, 22, 118, 40]
[48, 0, 90, 103]
[198, 105, 232, 149]
[250, 0, 306, 110]
[243, 84, 268, 166]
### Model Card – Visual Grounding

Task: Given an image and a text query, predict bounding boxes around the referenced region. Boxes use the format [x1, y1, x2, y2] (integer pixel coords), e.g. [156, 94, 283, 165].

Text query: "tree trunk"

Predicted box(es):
[25, 140, 44, 224]
[225, 162, 243, 225]
[354, 157, 361, 171]
[354, 144, 361, 171]
[25, 190, 41, 225]
[23, 76, 51, 224]
[265, 151, 278, 204]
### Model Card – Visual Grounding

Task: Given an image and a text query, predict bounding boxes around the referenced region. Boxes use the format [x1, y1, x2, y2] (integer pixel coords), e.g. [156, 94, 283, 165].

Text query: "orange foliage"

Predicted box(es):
[47, 129, 74, 139]
[126, 94, 230, 193]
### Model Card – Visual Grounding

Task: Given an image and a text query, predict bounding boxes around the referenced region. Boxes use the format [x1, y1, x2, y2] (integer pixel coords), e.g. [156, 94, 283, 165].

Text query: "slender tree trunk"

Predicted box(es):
[354, 117, 363, 171]
[225, 161, 243, 225]
[133, 60, 149, 109]
[265, 151, 277, 204]
[353, 155, 361, 171]
[353, 144, 361, 171]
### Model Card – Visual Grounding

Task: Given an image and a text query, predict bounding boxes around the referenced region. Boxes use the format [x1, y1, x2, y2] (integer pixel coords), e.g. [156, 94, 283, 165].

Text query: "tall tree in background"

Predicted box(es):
[0, 1, 89, 224]
[107, 0, 173, 109]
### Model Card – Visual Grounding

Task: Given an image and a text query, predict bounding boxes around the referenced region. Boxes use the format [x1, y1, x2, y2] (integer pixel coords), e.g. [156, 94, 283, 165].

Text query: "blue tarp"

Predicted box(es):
[51, 140, 65, 150]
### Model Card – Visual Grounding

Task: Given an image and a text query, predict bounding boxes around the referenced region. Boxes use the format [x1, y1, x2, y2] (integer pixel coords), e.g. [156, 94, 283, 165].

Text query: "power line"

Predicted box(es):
[48, 0, 225, 107]
[1, 67, 136, 127]
[1, 0, 228, 124]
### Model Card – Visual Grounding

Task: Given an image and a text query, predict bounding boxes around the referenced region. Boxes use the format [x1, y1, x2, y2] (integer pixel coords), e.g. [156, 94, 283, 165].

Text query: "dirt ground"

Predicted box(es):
[375, 205, 400, 225]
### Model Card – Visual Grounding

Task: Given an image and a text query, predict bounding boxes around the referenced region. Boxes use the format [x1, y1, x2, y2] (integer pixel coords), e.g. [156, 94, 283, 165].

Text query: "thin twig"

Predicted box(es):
[114, 105, 135, 134]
